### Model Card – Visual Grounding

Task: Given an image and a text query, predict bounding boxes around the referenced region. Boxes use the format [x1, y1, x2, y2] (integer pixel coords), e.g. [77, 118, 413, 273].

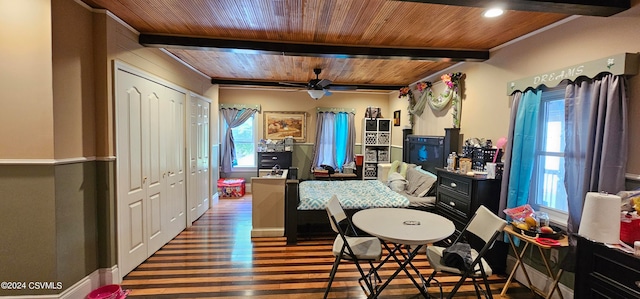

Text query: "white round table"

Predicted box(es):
[353, 208, 455, 245]
[352, 208, 455, 298]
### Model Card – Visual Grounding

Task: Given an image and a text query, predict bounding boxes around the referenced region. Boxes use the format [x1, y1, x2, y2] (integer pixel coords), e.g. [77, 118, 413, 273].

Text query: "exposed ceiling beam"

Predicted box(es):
[210, 79, 403, 91]
[139, 34, 489, 62]
[394, 0, 630, 16]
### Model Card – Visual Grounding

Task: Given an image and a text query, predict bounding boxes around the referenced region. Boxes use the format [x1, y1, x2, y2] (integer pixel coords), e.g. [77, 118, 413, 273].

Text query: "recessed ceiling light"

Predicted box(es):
[484, 8, 504, 18]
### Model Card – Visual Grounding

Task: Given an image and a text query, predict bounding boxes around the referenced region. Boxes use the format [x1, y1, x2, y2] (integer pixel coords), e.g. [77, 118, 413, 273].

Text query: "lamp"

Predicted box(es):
[578, 192, 621, 244]
[307, 89, 325, 100]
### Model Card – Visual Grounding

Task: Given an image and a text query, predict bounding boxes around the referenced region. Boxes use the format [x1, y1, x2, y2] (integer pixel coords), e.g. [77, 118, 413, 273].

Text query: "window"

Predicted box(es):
[223, 115, 256, 168]
[530, 86, 568, 223]
[312, 112, 354, 171]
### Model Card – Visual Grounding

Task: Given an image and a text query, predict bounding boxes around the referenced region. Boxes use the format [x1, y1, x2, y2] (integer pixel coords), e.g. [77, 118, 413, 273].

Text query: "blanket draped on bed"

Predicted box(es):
[298, 180, 410, 210]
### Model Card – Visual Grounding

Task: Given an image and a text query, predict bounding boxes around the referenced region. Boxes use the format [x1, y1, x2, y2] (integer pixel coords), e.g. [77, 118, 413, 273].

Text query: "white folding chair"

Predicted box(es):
[424, 205, 507, 299]
[324, 195, 382, 298]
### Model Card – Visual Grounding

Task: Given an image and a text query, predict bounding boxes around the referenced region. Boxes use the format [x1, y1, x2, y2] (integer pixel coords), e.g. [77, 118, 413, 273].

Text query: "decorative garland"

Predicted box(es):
[399, 72, 464, 128]
[398, 86, 416, 127]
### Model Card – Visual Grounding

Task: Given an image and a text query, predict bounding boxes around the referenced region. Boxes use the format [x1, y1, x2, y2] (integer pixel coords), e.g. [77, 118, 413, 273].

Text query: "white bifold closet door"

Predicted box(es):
[188, 94, 211, 223]
[115, 67, 186, 277]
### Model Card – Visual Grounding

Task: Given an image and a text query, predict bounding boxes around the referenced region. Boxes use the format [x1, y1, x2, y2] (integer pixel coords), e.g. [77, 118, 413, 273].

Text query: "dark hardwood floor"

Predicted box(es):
[122, 196, 535, 298]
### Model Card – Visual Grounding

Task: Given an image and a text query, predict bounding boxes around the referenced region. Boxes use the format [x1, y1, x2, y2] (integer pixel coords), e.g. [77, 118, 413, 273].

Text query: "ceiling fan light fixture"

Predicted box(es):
[483, 7, 504, 18]
[307, 89, 325, 100]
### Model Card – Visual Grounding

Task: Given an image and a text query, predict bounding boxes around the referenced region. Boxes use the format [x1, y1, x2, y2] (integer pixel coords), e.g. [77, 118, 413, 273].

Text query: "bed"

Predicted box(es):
[284, 131, 457, 244]
[285, 179, 410, 244]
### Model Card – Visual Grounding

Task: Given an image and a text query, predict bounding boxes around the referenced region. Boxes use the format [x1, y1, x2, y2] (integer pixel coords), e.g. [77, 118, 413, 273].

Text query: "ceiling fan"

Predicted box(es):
[279, 68, 356, 100]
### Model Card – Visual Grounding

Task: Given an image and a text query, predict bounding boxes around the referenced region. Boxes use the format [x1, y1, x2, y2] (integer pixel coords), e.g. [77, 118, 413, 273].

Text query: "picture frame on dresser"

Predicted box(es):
[264, 111, 306, 142]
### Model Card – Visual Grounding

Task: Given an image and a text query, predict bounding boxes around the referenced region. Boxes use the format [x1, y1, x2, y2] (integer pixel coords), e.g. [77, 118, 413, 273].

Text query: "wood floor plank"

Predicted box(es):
[123, 195, 531, 298]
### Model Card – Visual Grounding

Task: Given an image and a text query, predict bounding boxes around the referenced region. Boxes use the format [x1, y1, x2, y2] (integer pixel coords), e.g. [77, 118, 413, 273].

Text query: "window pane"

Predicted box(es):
[234, 142, 255, 167]
[223, 115, 256, 168]
[532, 95, 567, 213]
[534, 155, 568, 212]
[232, 116, 254, 142]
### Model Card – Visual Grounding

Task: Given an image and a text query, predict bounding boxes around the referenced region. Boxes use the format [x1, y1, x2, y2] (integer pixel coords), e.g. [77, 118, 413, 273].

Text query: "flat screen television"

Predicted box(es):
[405, 135, 445, 174]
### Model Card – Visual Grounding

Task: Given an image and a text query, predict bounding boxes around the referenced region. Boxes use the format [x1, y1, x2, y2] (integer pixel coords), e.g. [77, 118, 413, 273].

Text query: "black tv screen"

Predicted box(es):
[406, 135, 445, 174]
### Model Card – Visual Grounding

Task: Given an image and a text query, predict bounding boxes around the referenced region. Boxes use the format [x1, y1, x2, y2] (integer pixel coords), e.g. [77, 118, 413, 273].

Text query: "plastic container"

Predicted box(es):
[87, 284, 129, 299]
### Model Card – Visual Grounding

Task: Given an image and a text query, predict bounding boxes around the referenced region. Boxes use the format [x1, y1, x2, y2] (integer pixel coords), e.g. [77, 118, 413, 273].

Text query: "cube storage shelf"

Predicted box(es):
[362, 118, 391, 179]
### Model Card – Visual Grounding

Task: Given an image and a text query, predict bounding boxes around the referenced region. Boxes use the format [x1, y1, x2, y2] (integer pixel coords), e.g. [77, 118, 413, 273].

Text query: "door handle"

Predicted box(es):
[449, 201, 456, 206]
[143, 176, 147, 184]
[272, 157, 278, 160]
[450, 182, 457, 188]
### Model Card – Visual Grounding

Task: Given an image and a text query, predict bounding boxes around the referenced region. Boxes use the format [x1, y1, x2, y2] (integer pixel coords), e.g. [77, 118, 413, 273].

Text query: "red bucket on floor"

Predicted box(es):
[87, 284, 129, 299]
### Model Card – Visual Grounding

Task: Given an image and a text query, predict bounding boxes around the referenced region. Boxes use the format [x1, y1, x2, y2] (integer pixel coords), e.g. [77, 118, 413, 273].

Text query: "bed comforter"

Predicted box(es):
[298, 180, 410, 210]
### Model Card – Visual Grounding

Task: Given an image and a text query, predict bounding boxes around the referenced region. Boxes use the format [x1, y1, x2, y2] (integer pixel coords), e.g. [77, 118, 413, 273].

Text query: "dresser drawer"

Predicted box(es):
[438, 190, 470, 219]
[437, 201, 467, 231]
[438, 173, 471, 197]
[258, 152, 292, 169]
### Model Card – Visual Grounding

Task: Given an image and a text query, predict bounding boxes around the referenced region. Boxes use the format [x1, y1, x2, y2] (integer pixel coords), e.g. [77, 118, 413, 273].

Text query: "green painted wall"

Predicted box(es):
[55, 162, 99, 289]
[96, 161, 117, 268]
[0, 165, 57, 295]
[0, 162, 100, 296]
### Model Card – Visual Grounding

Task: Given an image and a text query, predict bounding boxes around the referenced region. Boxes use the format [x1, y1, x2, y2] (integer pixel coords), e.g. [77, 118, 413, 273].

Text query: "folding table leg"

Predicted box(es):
[500, 234, 535, 297]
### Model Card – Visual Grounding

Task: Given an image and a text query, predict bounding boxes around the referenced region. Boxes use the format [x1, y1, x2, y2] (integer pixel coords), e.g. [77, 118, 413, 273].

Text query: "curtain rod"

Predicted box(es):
[219, 103, 261, 112]
[507, 52, 639, 95]
[316, 107, 356, 114]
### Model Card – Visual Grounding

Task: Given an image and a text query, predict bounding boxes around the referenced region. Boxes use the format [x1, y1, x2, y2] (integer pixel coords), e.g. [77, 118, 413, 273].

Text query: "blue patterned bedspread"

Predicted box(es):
[298, 180, 410, 210]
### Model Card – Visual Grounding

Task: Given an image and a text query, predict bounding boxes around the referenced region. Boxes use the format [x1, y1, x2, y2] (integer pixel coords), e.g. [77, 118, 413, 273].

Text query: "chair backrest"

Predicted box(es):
[466, 205, 507, 244]
[325, 195, 347, 234]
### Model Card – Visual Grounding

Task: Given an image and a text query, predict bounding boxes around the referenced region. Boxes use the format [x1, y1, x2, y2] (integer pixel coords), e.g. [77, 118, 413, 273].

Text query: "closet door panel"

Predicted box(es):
[116, 70, 149, 276]
[166, 88, 186, 236]
[145, 91, 165, 254]
[198, 102, 210, 217]
[188, 99, 198, 222]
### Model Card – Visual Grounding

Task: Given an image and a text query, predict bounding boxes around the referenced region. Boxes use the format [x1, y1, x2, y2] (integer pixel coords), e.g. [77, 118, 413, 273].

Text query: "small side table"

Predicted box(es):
[500, 225, 568, 299]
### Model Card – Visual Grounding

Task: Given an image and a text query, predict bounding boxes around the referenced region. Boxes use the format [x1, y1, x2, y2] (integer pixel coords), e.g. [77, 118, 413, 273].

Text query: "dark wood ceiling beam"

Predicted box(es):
[394, 0, 630, 16]
[139, 34, 489, 62]
[210, 79, 403, 91]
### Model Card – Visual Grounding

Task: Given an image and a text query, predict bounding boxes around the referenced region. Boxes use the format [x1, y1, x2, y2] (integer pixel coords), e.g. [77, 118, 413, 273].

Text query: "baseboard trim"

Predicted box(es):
[251, 228, 284, 237]
[505, 256, 573, 299]
[2, 266, 120, 299]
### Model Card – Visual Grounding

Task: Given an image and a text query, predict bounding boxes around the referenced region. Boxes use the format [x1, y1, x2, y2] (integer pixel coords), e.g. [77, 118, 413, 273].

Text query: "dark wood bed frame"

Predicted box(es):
[284, 128, 459, 245]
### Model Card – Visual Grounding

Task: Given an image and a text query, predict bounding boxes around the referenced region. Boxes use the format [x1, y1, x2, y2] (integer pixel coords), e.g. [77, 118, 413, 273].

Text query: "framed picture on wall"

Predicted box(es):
[393, 110, 401, 126]
[264, 111, 307, 142]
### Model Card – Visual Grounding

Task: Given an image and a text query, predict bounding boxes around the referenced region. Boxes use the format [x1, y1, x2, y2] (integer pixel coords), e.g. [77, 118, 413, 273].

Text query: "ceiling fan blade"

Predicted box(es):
[317, 79, 332, 88]
[326, 85, 357, 91]
[278, 82, 307, 88]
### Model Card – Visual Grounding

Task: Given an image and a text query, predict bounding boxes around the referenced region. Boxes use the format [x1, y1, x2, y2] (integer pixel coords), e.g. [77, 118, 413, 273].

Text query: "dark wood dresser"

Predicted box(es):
[257, 151, 292, 175]
[435, 168, 507, 274]
[575, 235, 640, 298]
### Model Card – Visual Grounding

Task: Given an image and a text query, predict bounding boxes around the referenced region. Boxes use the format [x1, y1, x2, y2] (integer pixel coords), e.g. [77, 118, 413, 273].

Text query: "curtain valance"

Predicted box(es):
[219, 103, 261, 112]
[507, 52, 638, 95]
[316, 107, 356, 114]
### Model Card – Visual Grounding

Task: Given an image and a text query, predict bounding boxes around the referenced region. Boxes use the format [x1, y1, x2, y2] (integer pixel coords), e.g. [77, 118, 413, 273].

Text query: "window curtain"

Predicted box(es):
[311, 111, 355, 171]
[562, 74, 627, 270]
[221, 108, 257, 173]
[499, 89, 542, 216]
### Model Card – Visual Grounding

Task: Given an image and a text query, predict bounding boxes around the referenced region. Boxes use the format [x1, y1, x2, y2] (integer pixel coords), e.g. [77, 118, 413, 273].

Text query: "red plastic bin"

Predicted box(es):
[620, 217, 640, 245]
[217, 178, 246, 198]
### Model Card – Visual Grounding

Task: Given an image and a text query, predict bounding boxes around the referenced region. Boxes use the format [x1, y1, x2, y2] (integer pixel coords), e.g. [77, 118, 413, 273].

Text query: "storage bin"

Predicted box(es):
[217, 178, 246, 198]
[621, 217, 640, 245]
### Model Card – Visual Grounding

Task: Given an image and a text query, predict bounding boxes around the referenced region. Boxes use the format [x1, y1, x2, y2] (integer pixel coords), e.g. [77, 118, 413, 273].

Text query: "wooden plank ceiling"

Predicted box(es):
[81, 0, 629, 91]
